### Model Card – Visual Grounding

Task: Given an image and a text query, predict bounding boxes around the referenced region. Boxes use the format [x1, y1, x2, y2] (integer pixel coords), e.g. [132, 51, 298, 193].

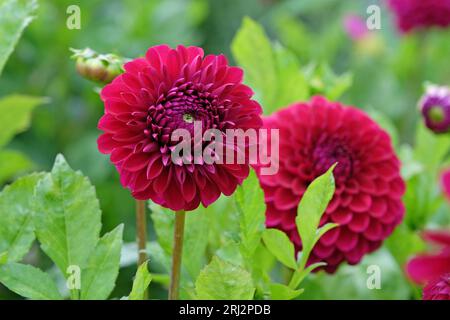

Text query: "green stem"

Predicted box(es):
[169, 210, 186, 300]
[136, 199, 148, 299]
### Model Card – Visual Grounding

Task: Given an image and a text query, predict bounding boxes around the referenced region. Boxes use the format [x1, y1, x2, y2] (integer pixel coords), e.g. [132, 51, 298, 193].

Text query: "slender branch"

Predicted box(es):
[169, 210, 186, 300]
[135, 200, 148, 299]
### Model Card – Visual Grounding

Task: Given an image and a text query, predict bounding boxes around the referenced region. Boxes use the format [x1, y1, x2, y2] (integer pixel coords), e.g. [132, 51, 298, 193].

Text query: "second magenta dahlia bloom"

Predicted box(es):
[387, 0, 450, 33]
[98, 45, 262, 211]
[256, 96, 405, 273]
[406, 230, 450, 300]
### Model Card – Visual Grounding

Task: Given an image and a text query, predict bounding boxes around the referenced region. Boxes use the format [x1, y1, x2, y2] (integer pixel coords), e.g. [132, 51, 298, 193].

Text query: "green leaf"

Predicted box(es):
[195, 256, 255, 300]
[296, 164, 336, 268]
[315, 223, 339, 243]
[80, 225, 123, 300]
[231, 17, 277, 111]
[0, 173, 44, 262]
[231, 17, 309, 114]
[0, 262, 62, 300]
[0, 252, 7, 265]
[273, 46, 309, 111]
[33, 154, 102, 275]
[386, 223, 426, 267]
[0, 0, 38, 75]
[262, 229, 297, 270]
[269, 283, 303, 300]
[129, 261, 152, 300]
[306, 64, 353, 100]
[0, 150, 33, 184]
[0, 95, 48, 148]
[235, 169, 266, 261]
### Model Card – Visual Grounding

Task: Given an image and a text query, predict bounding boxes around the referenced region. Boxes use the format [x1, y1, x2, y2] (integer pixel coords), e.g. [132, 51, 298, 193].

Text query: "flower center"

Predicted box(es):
[428, 105, 445, 124]
[183, 113, 195, 123]
[144, 81, 226, 146]
[313, 138, 353, 183]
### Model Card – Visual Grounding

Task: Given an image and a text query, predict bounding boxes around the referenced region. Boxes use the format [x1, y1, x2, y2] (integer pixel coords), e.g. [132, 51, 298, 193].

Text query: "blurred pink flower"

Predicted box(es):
[388, 0, 450, 33]
[344, 14, 369, 40]
[423, 273, 450, 300]
[407, 230, 450, 283]
[441, 169, 450, 200]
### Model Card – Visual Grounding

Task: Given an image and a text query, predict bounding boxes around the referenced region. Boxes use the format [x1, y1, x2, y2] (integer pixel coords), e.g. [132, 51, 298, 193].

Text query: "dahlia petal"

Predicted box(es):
[320, 227, 340, 246]
[369, 197, 387, 218]
[153, 166, 172, 194]
[265, 202, 284, 227]
[330, 208, 353, 224]
[98, 134, 118, 154]
[422, 230, 450, 247]
[122, 153, 150, 172]
[336, 228, 359, 252]
[182, 174, 197, 202]
[348, 213, 370, 232]
[199, 181, 221, 207]
[273, 188, 299, 210]
[364, 220, 383, 241]
[349, 193, 372, 212]
[407, 254, 450, 284]
[146, 155, 163, 179]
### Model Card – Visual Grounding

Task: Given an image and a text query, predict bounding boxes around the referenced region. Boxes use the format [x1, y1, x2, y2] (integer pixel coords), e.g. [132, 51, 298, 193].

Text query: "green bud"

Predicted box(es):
[71, 48, 126, 84]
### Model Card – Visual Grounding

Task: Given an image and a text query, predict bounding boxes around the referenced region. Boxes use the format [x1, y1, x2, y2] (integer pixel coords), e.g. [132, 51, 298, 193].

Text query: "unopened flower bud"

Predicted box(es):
[71, 48, 125, 84]
[419, 84, 450, 134]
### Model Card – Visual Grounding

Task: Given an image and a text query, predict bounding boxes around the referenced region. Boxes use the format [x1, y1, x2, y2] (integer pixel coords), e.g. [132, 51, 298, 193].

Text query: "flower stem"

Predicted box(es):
[169, 210, 186, 300]
[135, 200, 148, 299]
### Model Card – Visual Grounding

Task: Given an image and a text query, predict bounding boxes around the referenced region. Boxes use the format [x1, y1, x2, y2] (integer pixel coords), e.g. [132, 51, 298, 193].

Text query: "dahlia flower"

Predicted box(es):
[98, 45, 262, 211]
[387, 0, 450, 33]
[256, 96, 405, 273]
[423, 274, 450, 300]
[407, 230, 450, 284]
[419, 84, 450, 134]
[344, 14, 369, 41]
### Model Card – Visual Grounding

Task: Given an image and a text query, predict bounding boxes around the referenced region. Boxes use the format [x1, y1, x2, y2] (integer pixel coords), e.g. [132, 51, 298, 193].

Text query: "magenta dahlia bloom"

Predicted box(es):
[256, 96, 405, 273]
[387, 0, 450, 33]
[407, 230, 450, 285]
[406, 230, 450, 300]
[423, 274, 450, 300]
[419, 84, 450, 134]
[98, 45, 262, 211]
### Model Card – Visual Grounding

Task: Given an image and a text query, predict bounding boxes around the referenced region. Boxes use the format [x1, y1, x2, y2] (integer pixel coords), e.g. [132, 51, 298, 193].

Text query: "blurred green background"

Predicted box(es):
[1, 0, 450, 299]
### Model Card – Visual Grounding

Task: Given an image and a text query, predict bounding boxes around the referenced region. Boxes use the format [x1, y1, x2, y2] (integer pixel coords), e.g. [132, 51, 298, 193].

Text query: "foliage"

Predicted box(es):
[1, 0, 450, 301]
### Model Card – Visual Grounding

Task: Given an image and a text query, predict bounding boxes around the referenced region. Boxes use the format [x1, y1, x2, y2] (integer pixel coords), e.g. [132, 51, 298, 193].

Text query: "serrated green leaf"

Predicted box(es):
[296, 164, 336, 268]
[262, 229, 297, 270]
[231, 17, 277, 111]
[0, 262, 62, 300]
[269, 283, 303, 300]
[80, 225, 123, 300]
[0, 173, 44, 262]
[129, 261, 152, 300]
[235, 169, 266, 261]
[33, 154, 102, 275]
[0, 150, 33, 184]
[0, 95, 47, 148]
[0, 0, 38, 75]
[195, 256, 255, 300]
